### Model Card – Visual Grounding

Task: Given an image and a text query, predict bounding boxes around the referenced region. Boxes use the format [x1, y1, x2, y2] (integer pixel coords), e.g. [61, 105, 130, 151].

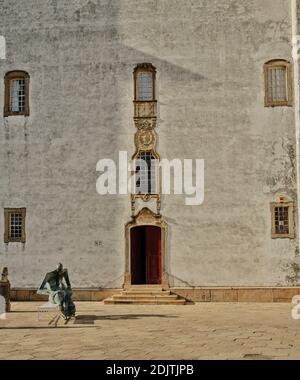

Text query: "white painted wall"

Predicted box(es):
[0, 0, 299, 287]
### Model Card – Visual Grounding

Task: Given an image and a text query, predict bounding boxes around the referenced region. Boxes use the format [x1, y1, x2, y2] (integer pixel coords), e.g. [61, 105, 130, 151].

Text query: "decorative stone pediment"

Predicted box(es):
[133, 63, 156, 74]
[127, 207, 166, 228]
[135, 207, 159, 224]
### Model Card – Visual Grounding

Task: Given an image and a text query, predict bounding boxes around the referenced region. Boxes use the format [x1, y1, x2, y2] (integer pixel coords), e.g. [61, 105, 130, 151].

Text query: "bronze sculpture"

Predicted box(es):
[37, 263, 76, 320]
[0, 267, 10, 312]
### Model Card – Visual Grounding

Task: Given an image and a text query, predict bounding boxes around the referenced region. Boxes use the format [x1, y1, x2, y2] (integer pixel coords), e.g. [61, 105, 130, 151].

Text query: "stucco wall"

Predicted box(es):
[0, 0, 299, 288]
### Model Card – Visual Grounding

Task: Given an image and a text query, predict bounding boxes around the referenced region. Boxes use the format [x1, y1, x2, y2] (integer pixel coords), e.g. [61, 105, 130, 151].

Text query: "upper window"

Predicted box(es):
[134, 63, 156, 101]
[4, 208, 26, 243]
[4, 71, 30, 117]
[264, 60, 292, 107]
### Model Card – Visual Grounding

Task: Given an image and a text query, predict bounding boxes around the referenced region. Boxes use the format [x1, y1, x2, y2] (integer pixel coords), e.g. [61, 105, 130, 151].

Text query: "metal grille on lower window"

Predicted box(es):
[135, 152, 156, 194]
[268, 67, 287, 102]
[274, 206, 289, 235]
[10, 79, 25, 113]
[10, 212, 23, 240]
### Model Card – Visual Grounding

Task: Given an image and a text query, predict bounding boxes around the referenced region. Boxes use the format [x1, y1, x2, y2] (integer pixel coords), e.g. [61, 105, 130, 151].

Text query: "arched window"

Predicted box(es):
[4, 70, 30, 117]
[264, 60, 292, 107]
[135, 151, 157, 195]
[134, 63, 156, 101]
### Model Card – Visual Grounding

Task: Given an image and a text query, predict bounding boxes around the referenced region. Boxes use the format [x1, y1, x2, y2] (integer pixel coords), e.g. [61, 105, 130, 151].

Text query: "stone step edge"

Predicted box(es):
[104, 298, 186, 305]
[122, 291, 172, 295]
[111, 295, 179, 300]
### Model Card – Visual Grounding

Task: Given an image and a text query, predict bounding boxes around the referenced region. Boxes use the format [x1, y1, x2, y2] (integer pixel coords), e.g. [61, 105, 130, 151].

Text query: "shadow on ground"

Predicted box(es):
[74, 314, 179, 324]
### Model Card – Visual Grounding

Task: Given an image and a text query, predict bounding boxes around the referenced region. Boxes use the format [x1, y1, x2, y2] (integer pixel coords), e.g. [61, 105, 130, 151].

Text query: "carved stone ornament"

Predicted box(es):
[135, 129, 157, 151]
[134, 101, 157, 118]
[132, 207, 165, 226]
[134, 118, 156, 130]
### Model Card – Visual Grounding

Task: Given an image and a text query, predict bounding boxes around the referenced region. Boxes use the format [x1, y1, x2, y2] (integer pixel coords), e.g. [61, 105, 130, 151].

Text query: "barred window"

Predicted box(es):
[4, 208, 26, 243]
[10, 212, 23, 239]
[274, 206, 289, 235]
[11, 79, 25, 112]
[135, 152, 157, 194]
[264, 60, 292, 107]
[268, 67, 287, 102]
[4, 71, 30, 116]
[271, 200, 294, 239]
[134, 63, 156, 102]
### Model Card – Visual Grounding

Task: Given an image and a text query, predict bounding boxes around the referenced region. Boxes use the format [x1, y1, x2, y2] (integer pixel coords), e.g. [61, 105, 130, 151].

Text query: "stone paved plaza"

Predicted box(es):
[0, 302, 299, 360]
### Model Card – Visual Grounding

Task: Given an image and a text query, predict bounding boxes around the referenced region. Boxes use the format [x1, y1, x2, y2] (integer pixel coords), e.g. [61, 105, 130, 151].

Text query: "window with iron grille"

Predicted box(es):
[11, 79, 25, 113]
[274, 206, 289, 235]
[135, 152, 157, 194]
[4, 71, 30, 116]
[4, 208, 26, 243]
[264, 60, 292, 107]
[271, 202, 294, 239]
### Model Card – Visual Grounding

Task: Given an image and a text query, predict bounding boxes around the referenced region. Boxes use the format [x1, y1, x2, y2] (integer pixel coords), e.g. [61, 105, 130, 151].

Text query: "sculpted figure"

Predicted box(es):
[37, 263, 76, 320]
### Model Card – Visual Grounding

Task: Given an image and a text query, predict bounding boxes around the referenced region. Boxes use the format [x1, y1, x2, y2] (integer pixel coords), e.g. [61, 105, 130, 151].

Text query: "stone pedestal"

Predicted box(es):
[0, 281, 11, 312]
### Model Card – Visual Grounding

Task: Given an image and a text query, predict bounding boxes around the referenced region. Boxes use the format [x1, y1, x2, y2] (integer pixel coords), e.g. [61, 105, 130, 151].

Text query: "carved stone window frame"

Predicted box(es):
[270, 200, 294, 239]
[264, 60, 293, 107]
[4, 70, 30, 117]
[4, 208, 26, 243]
[133, 63, 156, 102]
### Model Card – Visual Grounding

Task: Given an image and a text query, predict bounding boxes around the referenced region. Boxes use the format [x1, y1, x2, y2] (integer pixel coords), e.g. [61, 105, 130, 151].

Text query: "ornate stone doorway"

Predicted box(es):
[124, 208, 169, 289]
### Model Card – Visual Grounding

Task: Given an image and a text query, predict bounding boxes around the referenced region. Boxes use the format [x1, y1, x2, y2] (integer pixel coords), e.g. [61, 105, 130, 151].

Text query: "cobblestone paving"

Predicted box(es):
[0, 302, 299, 360]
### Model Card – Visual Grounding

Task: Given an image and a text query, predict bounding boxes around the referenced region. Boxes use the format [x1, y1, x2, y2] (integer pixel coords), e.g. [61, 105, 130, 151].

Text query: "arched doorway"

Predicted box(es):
[130, 226, 162, 285]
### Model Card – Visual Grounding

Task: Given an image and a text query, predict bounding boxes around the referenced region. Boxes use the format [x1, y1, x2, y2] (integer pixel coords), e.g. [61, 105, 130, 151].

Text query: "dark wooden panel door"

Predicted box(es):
[130, 227, 146, 285]
[146, 226, 162, 284]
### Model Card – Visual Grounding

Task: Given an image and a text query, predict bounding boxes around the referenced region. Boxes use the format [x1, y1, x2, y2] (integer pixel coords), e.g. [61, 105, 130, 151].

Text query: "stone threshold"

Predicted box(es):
[10, 286, 300, 303]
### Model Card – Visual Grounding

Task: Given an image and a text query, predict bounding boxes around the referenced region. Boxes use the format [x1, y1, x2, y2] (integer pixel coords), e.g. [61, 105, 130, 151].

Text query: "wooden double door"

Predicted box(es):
[130, 226, 162, 285]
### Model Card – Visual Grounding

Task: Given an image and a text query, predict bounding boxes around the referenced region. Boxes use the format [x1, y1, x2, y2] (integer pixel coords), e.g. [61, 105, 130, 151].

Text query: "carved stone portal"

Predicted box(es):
[124, 208, 169, 290]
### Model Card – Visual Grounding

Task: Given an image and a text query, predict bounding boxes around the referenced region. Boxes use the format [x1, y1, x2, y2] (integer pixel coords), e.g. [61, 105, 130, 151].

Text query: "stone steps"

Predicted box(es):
[104, 298, 186, 305]
[112, 294, 179, 301]
[104, 286, 186, 305]
[129, 285, 164, 290]
[122, 290, 172, 296]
